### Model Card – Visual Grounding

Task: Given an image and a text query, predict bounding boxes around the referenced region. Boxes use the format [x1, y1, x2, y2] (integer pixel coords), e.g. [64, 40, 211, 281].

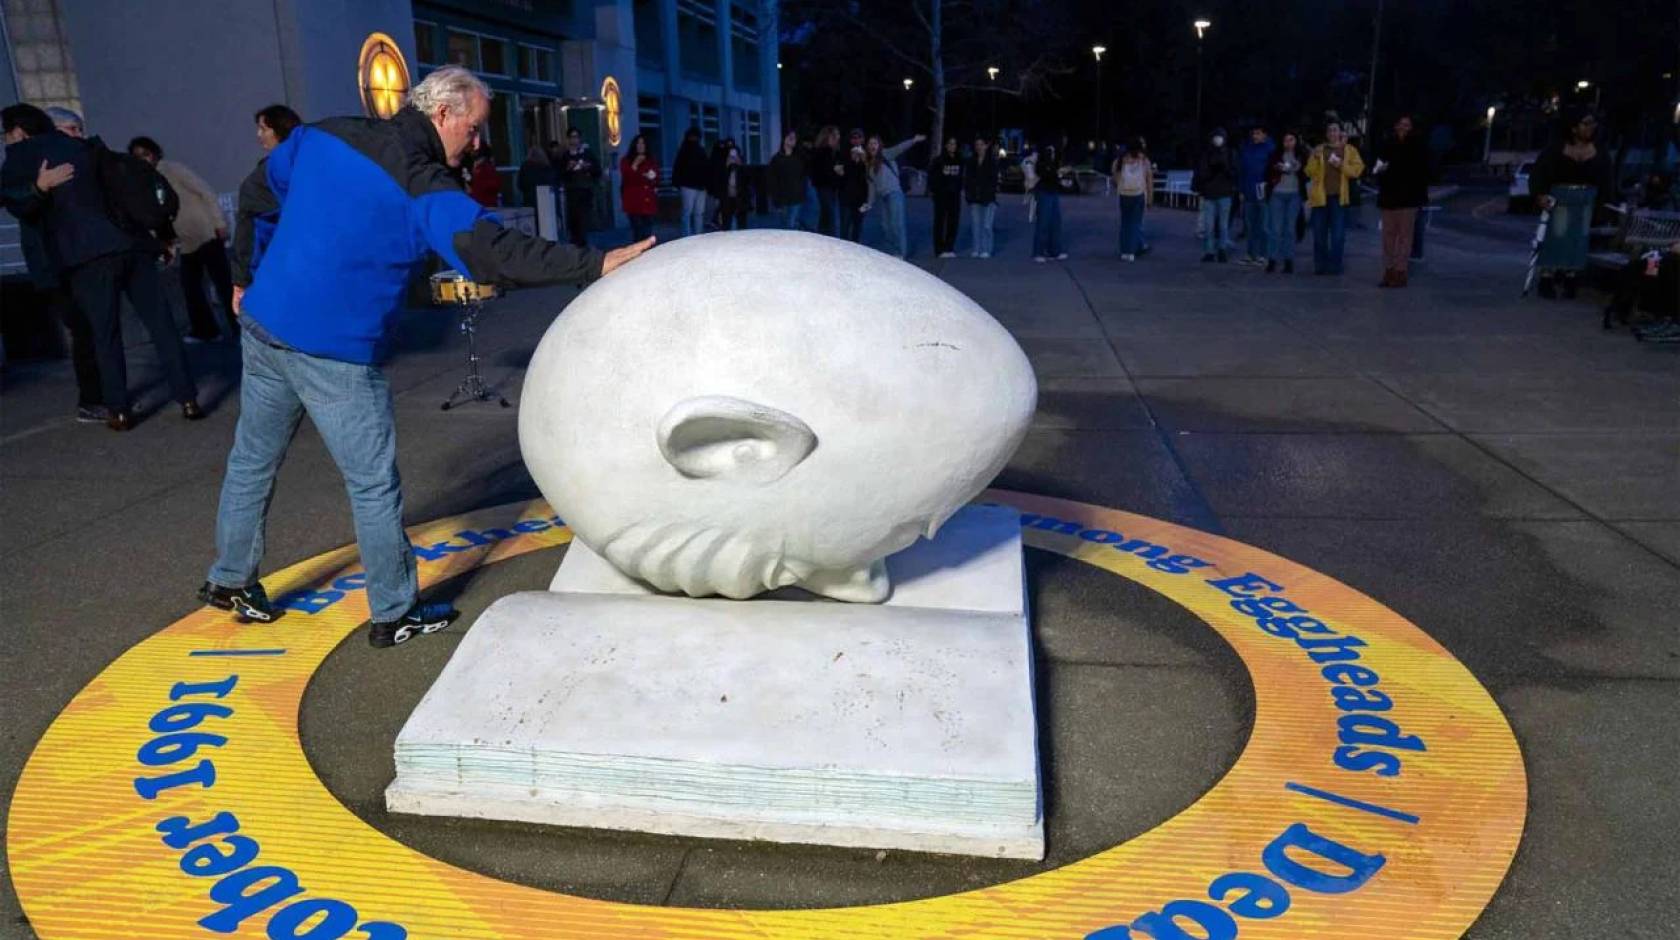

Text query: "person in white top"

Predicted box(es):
[1112, 139, 1154, 261]
[128, 136, 236, 342]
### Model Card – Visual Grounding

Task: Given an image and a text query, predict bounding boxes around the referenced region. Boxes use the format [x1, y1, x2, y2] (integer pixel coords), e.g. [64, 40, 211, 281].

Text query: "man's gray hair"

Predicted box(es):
[44, 106, 83, 134]
[407, 66, 490, 118]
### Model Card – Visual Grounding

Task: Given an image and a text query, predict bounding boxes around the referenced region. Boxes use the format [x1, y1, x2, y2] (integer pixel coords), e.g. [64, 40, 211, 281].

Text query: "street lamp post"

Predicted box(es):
[987, 66, 999, 138]
[1483, 105, 1496, 166]
[903, 77, 915, 139]
[1192, 19, 1211, 134]
[1092, 46, 1107, 144]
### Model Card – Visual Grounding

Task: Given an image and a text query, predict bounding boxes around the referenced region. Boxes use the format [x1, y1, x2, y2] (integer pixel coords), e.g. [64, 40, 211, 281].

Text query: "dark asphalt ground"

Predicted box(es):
[2, 193, 1676, 938]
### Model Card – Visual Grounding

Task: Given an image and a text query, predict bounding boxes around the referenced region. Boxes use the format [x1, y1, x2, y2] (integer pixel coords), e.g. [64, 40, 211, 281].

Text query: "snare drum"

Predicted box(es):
[429, 270, 498, 306]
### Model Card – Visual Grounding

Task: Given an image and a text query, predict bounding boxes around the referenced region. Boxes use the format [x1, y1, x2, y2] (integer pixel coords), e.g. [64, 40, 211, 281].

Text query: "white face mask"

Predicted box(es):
[1211, 136, 1225, 147]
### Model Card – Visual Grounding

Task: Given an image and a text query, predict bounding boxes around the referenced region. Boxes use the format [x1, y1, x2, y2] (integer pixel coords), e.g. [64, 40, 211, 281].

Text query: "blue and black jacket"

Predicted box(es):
[233, 107, 603, 364]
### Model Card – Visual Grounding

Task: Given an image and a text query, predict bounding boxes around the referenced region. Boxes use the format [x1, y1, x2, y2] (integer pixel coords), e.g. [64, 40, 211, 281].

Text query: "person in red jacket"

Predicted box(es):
[620, 133, 659, 241]
[468, 150, 501, 207]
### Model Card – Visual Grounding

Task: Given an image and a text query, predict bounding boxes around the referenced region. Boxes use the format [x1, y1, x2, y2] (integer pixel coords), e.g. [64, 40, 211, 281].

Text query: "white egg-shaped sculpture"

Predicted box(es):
[518, 230, 1036, 602]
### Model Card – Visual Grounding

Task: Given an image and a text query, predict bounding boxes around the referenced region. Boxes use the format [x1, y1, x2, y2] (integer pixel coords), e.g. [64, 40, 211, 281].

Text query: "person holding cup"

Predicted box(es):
[1305, 121, 1365, 275]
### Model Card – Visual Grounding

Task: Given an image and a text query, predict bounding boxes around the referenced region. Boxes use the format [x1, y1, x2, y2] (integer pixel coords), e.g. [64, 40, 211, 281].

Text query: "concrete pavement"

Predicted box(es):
[2, 192, 1676, 938]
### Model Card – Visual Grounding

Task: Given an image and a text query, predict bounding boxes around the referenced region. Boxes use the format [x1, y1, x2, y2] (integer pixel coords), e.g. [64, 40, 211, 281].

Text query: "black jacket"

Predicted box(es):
[557, 146, 601, 192]
[1193, 145, 1236, 199]
[766, 148, 808, 206]
[929, 153, 965, 198]
[0, 131, 139, 272]
[712, 162, 754, 203]
[232, 107, 601, 363]
[964, 153, 999, 204]
[1031, 150, 1063, 195]
[1530, 142, 1615, 206]
[517, 158, 554, 208]
[672, 140, 710, 190]
[1375, 135, 1429, 209]
[810, 145, 845, 191]
[840, 153, 870, 207]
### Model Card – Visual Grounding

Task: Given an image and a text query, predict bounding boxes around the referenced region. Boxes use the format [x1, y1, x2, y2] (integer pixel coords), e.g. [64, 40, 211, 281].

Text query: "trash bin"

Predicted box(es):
[1537, 185, 1596, 271]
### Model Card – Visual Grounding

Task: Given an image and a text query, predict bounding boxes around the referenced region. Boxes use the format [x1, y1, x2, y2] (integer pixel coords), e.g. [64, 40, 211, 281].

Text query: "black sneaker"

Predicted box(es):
[75, 405, 111, 424]
[1217, 250, 1229, 263]
[1201, 253, 1215, 262]
[368, 602, 459, 648]
[198, 581, 277, 623]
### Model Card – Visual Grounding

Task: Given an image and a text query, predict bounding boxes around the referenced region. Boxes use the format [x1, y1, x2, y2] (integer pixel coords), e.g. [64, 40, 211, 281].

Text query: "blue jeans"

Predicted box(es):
[1032, 191, 1063, 257]
[877, 189, 908, 257]
[1119, 194, 1145, 255]
[1312, 196, 1347, 274]
[209, 329, 417, 622]
[680, 187, 706, 236]
[1267, 191, 1301, 262]
[1199, 196, 1231, 254]
[779, 203, 803, 230]
[969, 202, 996, 255]
[1243, 195, 1269, 258]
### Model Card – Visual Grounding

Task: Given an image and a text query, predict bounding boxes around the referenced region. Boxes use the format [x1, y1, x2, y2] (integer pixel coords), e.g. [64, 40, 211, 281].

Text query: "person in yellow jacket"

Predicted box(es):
[1305, 122, 1364, 275]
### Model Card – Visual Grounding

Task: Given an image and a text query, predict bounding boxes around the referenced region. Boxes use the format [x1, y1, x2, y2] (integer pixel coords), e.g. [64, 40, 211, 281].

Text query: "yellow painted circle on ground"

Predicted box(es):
[8, 491, 1525, 938]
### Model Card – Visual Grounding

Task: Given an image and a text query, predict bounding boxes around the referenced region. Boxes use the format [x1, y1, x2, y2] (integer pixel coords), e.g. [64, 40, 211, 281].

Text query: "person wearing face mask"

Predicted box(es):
[201, 66, 654, 645]
[1305, 121, 1365, 275]
[1193, 128, 1237, 262]
[928, 136, 966, 258]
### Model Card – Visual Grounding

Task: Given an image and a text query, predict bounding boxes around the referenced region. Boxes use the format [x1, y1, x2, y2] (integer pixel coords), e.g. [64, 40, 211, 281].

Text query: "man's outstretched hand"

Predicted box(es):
[602, 236, 655, 276]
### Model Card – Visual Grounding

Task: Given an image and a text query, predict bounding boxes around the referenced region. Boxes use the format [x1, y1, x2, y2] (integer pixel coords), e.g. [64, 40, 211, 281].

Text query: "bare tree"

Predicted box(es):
[790, 0, 1073, 152]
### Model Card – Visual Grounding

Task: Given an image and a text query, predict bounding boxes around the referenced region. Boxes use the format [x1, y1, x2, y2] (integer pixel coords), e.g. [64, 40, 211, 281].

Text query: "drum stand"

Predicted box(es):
[440, 298, 509, 410]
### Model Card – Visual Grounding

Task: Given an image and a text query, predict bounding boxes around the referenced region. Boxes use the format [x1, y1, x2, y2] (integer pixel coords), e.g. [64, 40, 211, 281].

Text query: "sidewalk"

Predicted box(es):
[2, 194, 1676, 937]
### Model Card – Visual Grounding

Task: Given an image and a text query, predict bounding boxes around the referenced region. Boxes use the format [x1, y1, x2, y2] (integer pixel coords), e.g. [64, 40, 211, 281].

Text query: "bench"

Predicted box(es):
[1587, 206, 1680, 270]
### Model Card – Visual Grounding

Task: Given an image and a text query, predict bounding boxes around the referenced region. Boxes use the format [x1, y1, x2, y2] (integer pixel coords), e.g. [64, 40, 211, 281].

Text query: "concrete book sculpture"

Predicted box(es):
[390, 231, 1046, 858]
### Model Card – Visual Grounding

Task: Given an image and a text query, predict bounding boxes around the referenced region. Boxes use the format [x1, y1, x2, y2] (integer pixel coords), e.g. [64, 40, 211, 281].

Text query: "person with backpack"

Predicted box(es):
[0, 104, 200, 431]
[129, 135, 238, 343]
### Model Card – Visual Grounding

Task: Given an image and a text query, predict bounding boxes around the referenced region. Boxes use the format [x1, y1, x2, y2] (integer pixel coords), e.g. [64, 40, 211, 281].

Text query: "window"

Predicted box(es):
[744, 110, 762, 164]
[414, 20, 439, 65]
[518, 44, 555, 83]
[521, 95, 559, 155]
[633, 0, 664, 65]
[488, 92, 514, 166]
[5, 0, 81, 113]
[637, 95, 664, 167]
[446, 29, 480, 70]
[686, 101, 721, 144]
[480, 37, 508, 75]
[730, 4, 759, 92]
[676, 0, 719, 80]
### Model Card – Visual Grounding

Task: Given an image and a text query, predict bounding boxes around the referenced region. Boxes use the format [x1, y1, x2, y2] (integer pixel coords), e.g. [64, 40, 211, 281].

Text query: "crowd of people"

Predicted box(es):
[524, 115, 1441, 283]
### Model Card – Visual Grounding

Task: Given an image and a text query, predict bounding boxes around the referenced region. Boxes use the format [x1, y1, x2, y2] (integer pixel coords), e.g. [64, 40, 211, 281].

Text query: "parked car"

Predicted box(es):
[1508, 162, 1535, 213]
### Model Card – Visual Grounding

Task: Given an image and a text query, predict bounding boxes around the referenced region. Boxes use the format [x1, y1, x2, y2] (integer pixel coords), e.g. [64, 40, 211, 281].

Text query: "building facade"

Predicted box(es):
[0, 0, 780, 213]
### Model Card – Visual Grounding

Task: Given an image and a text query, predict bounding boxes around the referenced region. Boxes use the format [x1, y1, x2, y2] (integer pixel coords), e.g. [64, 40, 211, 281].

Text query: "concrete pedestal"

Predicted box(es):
[387, 505, 1042, 859]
